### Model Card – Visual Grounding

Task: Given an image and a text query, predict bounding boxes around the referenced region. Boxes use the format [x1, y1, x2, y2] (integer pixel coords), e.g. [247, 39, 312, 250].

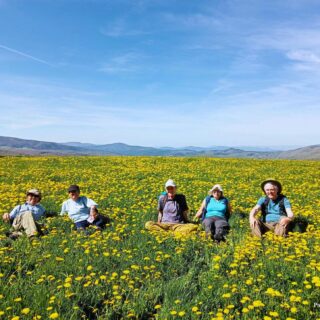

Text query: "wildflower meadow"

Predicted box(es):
[0, 156, 319, 320]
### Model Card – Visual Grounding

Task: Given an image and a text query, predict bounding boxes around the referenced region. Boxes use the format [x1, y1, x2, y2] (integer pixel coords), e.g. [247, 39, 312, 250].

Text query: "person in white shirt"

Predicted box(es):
[60, 185, 108, 230]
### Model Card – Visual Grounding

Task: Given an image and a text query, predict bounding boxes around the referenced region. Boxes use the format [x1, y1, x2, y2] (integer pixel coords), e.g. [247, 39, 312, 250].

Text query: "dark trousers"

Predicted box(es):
[75, 215, 110, 230]
[202, 217, 230, 241]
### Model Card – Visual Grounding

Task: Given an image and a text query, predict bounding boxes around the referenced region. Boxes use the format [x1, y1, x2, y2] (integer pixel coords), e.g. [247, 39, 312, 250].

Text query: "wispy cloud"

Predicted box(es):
[99, 52, 144, 73]
[100, 18, 150, 37]
[0, 44, 52, 66]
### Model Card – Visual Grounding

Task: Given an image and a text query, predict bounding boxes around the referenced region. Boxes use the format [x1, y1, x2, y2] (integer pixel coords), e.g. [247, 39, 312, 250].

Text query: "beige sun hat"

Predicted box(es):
[208, 184, 223, 195]
[26, 188, 42, 200]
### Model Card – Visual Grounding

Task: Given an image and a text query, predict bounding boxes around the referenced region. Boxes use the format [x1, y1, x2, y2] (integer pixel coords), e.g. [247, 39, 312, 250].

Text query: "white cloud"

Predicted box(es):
[287, 50, 320, 64]
[99, 52, 145, 73]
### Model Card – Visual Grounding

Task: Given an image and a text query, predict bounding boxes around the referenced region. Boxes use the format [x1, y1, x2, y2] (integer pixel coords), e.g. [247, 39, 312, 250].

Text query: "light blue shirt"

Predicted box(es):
[257, 196, 291, 222]
[205, 197, 228, 219]
[60, 196, 97, 223]
[9, 202, 46, 221]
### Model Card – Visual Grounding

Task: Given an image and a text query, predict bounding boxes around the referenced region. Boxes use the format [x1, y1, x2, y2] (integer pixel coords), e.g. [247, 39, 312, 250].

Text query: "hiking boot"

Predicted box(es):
[6, 231, 23, 240]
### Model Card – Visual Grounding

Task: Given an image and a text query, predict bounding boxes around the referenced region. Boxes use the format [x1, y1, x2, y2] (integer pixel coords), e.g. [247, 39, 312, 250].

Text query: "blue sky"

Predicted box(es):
[0, 0, 319, 148]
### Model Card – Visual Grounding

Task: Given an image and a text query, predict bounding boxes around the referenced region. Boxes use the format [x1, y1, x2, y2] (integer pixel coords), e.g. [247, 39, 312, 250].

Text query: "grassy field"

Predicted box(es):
[0, 156, 320, 320]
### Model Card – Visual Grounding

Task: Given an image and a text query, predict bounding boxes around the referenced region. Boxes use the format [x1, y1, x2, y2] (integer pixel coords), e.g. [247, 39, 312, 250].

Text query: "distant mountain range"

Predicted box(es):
[0, 136, 319, 159]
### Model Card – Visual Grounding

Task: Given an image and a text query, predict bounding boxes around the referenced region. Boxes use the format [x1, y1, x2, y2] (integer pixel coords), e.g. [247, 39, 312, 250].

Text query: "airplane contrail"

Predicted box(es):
[0, 44, 52, 66]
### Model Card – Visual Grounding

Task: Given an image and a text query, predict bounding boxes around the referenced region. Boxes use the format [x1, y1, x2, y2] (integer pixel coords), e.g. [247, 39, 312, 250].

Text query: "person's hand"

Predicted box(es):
[90, 207, 98, 219]
[193, 216, 199, 222]
[279, 217, 292, 226]
[249, 217, 258, 229]
[2, 213, 10, 222]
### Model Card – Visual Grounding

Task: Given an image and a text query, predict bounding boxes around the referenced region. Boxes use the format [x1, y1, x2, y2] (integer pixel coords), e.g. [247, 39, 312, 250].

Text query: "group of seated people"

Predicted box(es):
[145, 178, 294, 241]
[2, 179, 294, 241]
[2, 185, 109, 239]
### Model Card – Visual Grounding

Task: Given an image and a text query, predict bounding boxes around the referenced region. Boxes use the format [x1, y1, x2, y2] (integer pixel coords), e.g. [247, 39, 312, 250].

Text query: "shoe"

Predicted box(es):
[6, 231, 22, 240]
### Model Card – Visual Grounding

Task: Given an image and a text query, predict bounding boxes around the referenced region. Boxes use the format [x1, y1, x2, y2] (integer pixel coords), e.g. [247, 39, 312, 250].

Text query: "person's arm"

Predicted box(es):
[157, 198, 163, 223]
[285, 207, 294, 219]
[279, 198, 294, 225]
[2, 212, 11, 222]
[60, 202, 67, 215]
[182, 209, 190, 223]
[195, 199, 206, 219]
[227, 201, 232, 215]
[157, 211, 163, 223]
[180, 195, 190, 222]
[86, 197, 98, 210]
[7, 205, 20, 221]
[249, 205, 261, 228]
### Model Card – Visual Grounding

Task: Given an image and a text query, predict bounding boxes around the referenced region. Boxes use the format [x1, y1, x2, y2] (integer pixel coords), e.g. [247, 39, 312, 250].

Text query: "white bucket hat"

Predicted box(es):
[165, 179, 177, 189]
[209, 184, 223, 194]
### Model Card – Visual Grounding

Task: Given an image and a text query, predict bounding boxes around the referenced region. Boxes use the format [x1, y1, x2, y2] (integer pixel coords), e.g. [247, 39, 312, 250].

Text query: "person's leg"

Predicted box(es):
[274, 217, 292, 236]
[213, 218, 230, 241]
[202, 218, 215, 237]
[145, 221, 171, 232]
[92, 215, 109, 230]
[251, 220, 268, 237]
[12, 211, 39, 237]
[75, 220, 90, 231]
[171, 223, 198, 235]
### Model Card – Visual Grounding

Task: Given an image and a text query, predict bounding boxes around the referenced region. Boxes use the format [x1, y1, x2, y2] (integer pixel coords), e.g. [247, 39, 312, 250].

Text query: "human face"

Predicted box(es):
[166, 186, 176, 197]
[26, 194, 40, 206]
[264, 183, 278, 200]
[212, 190, 222, 200]
[69, 190, 80, 201]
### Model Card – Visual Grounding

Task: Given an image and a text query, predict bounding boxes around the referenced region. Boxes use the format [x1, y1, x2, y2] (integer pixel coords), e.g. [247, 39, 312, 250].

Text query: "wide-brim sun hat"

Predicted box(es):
[165, 179, 176, 189]
[209, 184, 223, 194]
[26, 188, 42, 200]
[261, 179, 282, 194]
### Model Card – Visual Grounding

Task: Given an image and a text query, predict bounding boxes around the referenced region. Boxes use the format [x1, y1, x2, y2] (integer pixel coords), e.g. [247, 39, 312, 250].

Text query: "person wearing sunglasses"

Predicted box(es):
[2, 189, 46, 239]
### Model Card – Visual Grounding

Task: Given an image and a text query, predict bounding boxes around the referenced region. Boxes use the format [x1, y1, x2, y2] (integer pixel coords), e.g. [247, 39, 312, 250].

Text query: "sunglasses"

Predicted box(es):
[28, 194, 40, 198]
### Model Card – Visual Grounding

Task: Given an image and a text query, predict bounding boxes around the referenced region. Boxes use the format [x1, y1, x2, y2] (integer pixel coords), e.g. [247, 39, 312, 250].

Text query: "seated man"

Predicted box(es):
[60, 185, 108, 230]
[2, 189, 45, 239]
[145, 179, 198, 235]
[249, 179, 294, 237]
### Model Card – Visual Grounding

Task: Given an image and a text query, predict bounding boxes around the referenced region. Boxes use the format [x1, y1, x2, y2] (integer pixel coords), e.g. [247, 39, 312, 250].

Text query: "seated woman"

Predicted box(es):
[195, 184, 231, 242]
[60, 185, 109, 231]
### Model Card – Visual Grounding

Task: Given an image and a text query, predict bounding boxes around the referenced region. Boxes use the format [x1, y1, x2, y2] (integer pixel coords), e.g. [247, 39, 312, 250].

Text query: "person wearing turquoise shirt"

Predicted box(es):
[249, 179, 294, 237]
[195, 184, 232, 242]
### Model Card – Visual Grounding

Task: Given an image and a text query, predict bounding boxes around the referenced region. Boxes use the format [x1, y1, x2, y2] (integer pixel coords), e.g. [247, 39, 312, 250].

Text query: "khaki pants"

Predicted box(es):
[251, 218, 290, 237]
[12, 211, 39, 237]
[145, 221, 198, 235]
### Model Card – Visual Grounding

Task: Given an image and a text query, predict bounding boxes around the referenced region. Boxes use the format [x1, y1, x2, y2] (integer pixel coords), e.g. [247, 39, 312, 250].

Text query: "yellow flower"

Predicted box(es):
[154, 305, 161, 309]
[49, 313, 59, 319]
[21, 308, 30, 314]
[170, 310, 177, 315]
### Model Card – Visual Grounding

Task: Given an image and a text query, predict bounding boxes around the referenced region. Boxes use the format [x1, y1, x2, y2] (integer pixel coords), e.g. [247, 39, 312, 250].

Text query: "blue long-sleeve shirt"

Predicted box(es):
[9, 202, 46, 221]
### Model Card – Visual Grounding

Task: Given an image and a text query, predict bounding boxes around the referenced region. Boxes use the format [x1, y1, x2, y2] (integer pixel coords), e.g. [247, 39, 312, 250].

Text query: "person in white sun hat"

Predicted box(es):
[249, 179, 294, 237]
[145, 179, 198, 235]
[195, 184, 232, 242]
[2, 188, 46, 239]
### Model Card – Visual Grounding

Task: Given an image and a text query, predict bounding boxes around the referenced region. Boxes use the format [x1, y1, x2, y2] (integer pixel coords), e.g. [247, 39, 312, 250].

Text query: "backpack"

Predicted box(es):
[260, 194, 287, 222]
[201, 196, 230, 221]
[158, 192, 188, 223]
